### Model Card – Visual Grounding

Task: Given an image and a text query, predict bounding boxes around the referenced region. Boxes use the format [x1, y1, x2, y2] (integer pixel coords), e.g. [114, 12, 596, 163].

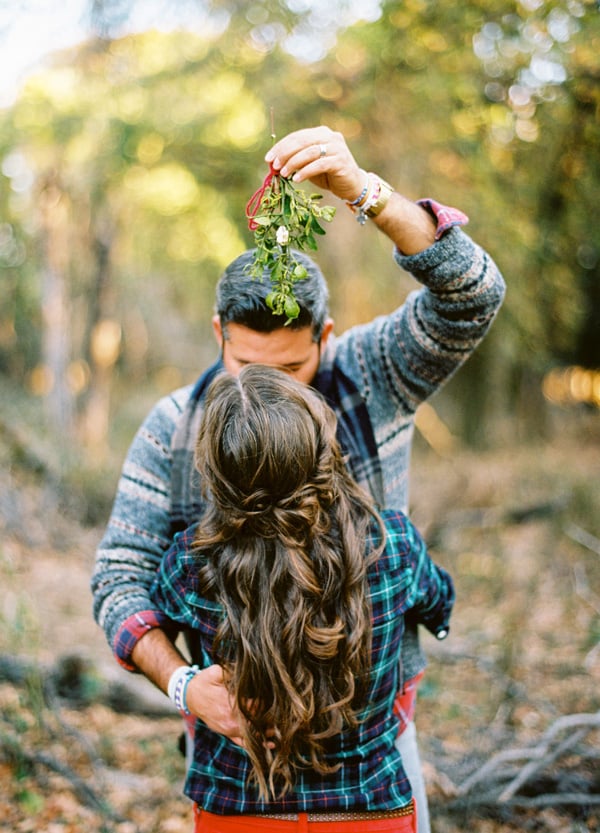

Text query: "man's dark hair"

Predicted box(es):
[215, 249, 330, 341]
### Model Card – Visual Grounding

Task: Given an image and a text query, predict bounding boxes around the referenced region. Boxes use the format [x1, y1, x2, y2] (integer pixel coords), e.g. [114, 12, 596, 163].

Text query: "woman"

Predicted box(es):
[151, 365, 454, 832]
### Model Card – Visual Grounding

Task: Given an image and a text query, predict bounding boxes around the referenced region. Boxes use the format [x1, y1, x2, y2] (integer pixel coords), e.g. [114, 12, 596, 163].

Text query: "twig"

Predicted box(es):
[585, 640, 600, 671]
[456, 748, 534, 795]
[457, 711, 600, 800]
[43, 677, 107, 771]
[1, 730, 122, 820]
[573, 563, 600, 615]
[448, 791, 600, 810]
[0, 651, 174, 716]
[499, 726, 589, 801]
[508, 793, 600, 808]
[564, 523, 600, 556]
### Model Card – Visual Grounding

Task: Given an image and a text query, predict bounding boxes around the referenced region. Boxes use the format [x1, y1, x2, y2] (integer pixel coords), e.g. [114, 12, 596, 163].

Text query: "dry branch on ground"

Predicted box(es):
[445, 712, 600, 810]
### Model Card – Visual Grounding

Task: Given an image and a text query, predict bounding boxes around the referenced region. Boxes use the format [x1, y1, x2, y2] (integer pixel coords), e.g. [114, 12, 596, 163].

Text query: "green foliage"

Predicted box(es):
[313, 0, 600, 437]
[247, 173, 336, 320]
[15, 788, 45, 813]
[0, 0, 598, 469]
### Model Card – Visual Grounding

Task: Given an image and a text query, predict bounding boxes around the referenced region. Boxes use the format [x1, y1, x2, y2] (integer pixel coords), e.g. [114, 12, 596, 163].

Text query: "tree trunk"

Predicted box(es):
[38, 177, 74, 457]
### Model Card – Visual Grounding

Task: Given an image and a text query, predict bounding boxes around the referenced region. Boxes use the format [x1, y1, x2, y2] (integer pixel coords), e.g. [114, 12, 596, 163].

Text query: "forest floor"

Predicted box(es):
[1, 408, 599, 833]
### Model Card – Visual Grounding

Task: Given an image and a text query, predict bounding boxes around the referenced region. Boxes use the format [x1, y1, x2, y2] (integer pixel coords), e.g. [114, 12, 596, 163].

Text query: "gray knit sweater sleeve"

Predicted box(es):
[333, 225, 505, 681]
[333, 226, 506, 512]
[91, 384, 192, 651]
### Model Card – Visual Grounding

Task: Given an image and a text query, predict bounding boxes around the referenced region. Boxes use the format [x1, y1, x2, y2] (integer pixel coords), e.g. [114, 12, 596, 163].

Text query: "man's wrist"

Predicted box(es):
[345, 172, 394, 225]
[129, 626, 190, 693]
[168, 665, 201, 714]
[114, 610, 169, 670]
[375, 191, 437, 254]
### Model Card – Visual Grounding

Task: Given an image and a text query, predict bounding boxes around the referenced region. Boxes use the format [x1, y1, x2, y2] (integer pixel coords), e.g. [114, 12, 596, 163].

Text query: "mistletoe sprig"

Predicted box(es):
[245, 167, 336, 322]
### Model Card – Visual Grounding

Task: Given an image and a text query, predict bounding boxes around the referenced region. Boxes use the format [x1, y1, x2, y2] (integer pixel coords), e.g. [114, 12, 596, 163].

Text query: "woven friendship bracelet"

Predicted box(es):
[168, 665, 200, 715]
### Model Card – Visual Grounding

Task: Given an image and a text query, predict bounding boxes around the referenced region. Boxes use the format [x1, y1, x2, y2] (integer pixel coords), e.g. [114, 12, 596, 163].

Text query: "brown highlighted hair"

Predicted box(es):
[193, 364, 385, 800]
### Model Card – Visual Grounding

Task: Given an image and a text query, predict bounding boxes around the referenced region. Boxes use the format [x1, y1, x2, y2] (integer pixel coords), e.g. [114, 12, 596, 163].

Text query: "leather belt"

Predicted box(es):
[254, 798, 415, 821]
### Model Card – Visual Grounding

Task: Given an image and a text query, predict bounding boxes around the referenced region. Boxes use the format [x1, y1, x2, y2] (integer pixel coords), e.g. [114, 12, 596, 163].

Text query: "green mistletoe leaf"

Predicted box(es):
[246, 171, 336, 323]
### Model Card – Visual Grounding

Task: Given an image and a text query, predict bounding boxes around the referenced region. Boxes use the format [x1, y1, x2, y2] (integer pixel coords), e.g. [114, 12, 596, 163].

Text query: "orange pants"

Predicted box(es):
[194, 804, 417, 833]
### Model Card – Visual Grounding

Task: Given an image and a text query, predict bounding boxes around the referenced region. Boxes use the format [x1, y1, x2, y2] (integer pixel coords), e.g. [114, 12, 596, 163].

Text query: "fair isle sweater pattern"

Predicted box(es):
[91, 226, 506, 680]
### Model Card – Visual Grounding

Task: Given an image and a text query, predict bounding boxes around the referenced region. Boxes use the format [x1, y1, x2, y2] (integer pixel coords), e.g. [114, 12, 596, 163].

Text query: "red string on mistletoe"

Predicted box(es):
[245, 163, 278, 230]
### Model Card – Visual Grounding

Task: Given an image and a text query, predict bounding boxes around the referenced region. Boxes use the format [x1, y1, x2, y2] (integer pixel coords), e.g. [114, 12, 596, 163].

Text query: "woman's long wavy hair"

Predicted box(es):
[193, 365, 385, 800]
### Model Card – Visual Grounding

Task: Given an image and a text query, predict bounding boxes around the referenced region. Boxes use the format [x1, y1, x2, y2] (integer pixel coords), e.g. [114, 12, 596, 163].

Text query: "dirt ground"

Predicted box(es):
[1, 411, 599, 832]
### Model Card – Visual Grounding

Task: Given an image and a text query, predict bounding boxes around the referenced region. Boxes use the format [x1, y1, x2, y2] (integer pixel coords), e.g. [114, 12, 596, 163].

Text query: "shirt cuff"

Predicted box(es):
[113, 609, 173, 671]
[417, 198, 469, 240]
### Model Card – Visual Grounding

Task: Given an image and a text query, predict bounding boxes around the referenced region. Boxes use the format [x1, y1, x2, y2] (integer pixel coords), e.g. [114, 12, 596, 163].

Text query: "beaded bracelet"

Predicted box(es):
[346, 169, 370, 207]
[346, 172, 375, 225]
[168, 664, 200, 715]
[347, 172, 394, 225]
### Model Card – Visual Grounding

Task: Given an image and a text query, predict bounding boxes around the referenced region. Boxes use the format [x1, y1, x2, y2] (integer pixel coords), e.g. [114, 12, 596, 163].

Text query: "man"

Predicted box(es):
[92, 125, 505, 832]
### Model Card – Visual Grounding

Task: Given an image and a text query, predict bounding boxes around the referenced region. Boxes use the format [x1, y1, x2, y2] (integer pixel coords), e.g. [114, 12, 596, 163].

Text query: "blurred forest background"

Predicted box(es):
[1, 1, 599, 832]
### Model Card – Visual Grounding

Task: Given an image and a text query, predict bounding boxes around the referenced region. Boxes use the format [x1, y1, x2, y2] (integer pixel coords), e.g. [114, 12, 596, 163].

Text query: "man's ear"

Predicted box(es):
[212, 315, 223, 345]
[319, 318, 334, 349]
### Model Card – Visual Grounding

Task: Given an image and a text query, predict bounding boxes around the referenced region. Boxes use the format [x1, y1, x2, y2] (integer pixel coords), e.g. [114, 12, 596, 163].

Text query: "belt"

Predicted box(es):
[254, 799, 415, 822]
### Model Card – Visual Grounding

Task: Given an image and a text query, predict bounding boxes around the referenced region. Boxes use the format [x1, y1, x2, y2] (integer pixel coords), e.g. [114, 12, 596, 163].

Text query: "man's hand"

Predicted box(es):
[186, 664, 245, 747]
[130, 629, 245, 745]
[265, 125, 364, 204]
[265, 125, 436, 255]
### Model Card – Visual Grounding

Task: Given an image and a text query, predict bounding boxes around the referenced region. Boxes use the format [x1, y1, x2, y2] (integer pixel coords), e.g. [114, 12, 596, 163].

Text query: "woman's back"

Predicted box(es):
[153, 508, 453, 814]
[150, 365, 454, 814]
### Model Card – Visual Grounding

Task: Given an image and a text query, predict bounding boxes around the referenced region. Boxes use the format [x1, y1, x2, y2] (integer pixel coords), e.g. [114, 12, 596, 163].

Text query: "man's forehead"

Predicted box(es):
[225, 322, 315, 360]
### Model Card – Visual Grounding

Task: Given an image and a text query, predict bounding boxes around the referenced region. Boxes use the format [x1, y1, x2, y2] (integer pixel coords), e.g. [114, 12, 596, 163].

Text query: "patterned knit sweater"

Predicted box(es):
[91, 226, 505, 680]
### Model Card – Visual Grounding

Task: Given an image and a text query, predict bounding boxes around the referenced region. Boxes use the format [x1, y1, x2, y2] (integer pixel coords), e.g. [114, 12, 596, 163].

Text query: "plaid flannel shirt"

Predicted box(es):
[149, 509, 454, 814]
